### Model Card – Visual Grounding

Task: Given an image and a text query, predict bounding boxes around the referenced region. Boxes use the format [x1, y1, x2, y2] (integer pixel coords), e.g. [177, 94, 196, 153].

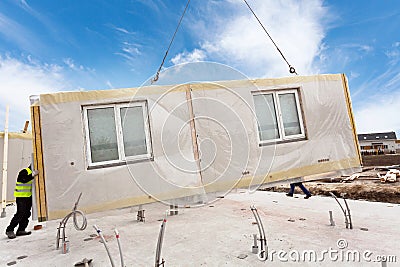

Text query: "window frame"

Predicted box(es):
[253, 88, 306, 145]
[83, 101, 153, 169]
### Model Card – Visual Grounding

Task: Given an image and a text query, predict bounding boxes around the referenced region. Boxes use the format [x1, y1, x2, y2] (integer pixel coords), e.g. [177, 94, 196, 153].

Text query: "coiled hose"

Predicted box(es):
[56, 193, 87, 250]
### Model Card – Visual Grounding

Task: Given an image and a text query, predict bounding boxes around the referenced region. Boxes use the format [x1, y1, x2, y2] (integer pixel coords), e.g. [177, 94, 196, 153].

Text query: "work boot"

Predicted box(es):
[6, 231, 16, 239]
[16, 230, 31, 236]
[304, 194, 312, 199]
[286, 193, 293, 197]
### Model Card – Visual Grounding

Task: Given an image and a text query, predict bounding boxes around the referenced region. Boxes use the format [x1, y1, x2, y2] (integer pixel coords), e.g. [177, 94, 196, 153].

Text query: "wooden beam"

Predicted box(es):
[23, 121, 29, 133]
[185, 85, 203, 185]
[31, 106, 48, 221]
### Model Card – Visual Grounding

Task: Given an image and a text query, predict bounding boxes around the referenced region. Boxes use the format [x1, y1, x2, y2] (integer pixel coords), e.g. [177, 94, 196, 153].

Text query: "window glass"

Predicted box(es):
[278, 93, 301, 136]
[253, 94, 280, 141]
[87, 107, 119, 162]
[120, 106, 148, 157]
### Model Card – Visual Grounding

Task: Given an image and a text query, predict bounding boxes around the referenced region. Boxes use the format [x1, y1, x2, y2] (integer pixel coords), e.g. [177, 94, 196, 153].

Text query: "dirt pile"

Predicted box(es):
[262, 167, 400, 204]
[263, 182, 400, 204]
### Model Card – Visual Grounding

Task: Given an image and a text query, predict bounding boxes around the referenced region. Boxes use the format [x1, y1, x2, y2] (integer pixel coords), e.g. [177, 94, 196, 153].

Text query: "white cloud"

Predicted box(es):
[171, 49, 206, 65]
[122, 46, 141, 56]
[349, 71, 360, 79]
[177, 0, 329, 78]
[133, 0, 167, 13]
[114, 27, 135, 35]
[63, 58, 76, 69]
[151, 61, 249, 86]
[0, 12, 39, 52]
[352, 66, 400, 99]
[115, 42, 142, 66]
[385, 50, 399, 59]
[351, 54, 400, 138]
[342, 43, 373, 53]
[385, 43, 400, 65]
[62, 58, 92, 72]
[386, 72, 400, 89]
[354, 91, 400, 136]
[0, 55, 67, 131]
[106, 80, 114, 89]
[2, 1, 58, 53]
[16, 0, 59, 38]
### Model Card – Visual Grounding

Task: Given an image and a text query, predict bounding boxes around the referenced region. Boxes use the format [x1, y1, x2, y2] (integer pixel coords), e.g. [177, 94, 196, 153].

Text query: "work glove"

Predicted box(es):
[32, 170, 39, 176]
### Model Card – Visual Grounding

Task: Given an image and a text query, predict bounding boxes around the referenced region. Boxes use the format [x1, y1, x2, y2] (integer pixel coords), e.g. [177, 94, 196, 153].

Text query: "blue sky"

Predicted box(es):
[0, 0, 399, 137]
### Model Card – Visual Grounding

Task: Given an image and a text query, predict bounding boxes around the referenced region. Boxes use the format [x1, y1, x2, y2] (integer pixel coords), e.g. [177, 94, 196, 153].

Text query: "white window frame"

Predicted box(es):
[83, 101, 152, 168]
[253, 88, 306, 145]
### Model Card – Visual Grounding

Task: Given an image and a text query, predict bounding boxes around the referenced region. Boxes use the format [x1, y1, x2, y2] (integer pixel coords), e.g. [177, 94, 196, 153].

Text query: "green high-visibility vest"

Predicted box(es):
[14, 167, 33, 198]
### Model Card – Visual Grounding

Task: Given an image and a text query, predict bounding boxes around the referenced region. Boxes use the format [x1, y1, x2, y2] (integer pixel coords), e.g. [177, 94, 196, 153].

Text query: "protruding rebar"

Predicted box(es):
[252, 234, 258, 254]
[93, 225, 115, 267]
[329, 192, 353, 229]
[342, 197, 353, 229]
[115, 229, 125, 267]
[137, 205, 145, 222]
[155, 218, 167, 267]
[329, 211, 335, 226]
[168, 204, 178, 216]
[174, 205, 178, 215]
[250, 205, 268, 261]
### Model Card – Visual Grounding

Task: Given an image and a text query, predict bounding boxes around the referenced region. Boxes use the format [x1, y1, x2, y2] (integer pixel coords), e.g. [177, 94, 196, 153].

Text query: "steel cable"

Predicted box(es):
[151, 0, 191, 84]
[243, 0, 298, 75]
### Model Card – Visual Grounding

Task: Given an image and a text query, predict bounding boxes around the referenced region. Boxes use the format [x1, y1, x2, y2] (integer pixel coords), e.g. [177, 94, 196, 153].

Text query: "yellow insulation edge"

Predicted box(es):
[0, 132, 32, 139]
[341, 74, 362, 166]
[40, 74, 343, 105]
[48, 156, 359, 219]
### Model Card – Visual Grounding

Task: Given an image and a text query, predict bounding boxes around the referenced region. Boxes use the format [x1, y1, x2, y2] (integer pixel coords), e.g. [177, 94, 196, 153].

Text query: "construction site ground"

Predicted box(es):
[265, 167, 400, 204]
[1, 188, 399, 266]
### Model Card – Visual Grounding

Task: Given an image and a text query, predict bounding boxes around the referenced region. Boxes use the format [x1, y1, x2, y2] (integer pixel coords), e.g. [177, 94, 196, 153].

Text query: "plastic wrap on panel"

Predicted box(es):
[126, 91, 203, 195]
[36, 74, 362, 218]
[40, 89, 203, 217]
[191, 82, 263, 193]
[191, 75, 361, 192]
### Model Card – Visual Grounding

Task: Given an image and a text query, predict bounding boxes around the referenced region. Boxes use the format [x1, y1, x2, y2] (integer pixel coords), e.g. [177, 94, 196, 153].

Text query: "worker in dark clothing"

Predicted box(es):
[5, 165, 38, 239]
[286, 182, 312, 199]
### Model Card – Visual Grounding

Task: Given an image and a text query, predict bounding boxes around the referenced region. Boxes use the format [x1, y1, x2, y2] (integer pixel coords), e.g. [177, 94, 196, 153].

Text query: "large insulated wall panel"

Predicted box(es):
[38, 86, 203, 219]
[190, 74, 361, 192]
[35, 74, 362, 219]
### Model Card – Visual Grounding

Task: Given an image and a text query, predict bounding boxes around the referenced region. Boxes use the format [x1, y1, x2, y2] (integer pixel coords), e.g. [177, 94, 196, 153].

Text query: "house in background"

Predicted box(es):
[358, 131, 397, 155]
[396, 140, 400, 153]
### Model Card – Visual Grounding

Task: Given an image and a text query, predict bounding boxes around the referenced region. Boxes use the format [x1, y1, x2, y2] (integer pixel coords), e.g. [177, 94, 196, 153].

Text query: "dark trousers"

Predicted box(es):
[6, 197, 32, 232]
[289, 182, 311, 196]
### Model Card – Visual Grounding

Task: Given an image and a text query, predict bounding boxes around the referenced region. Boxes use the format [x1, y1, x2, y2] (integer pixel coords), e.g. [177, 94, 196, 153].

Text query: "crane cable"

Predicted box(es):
[151, 0, 191, 84]
[243, 0, 298, 75]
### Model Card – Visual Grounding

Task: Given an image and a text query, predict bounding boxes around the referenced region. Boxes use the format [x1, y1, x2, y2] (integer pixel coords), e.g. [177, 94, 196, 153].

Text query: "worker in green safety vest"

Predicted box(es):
[5, 165, 38, 239]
